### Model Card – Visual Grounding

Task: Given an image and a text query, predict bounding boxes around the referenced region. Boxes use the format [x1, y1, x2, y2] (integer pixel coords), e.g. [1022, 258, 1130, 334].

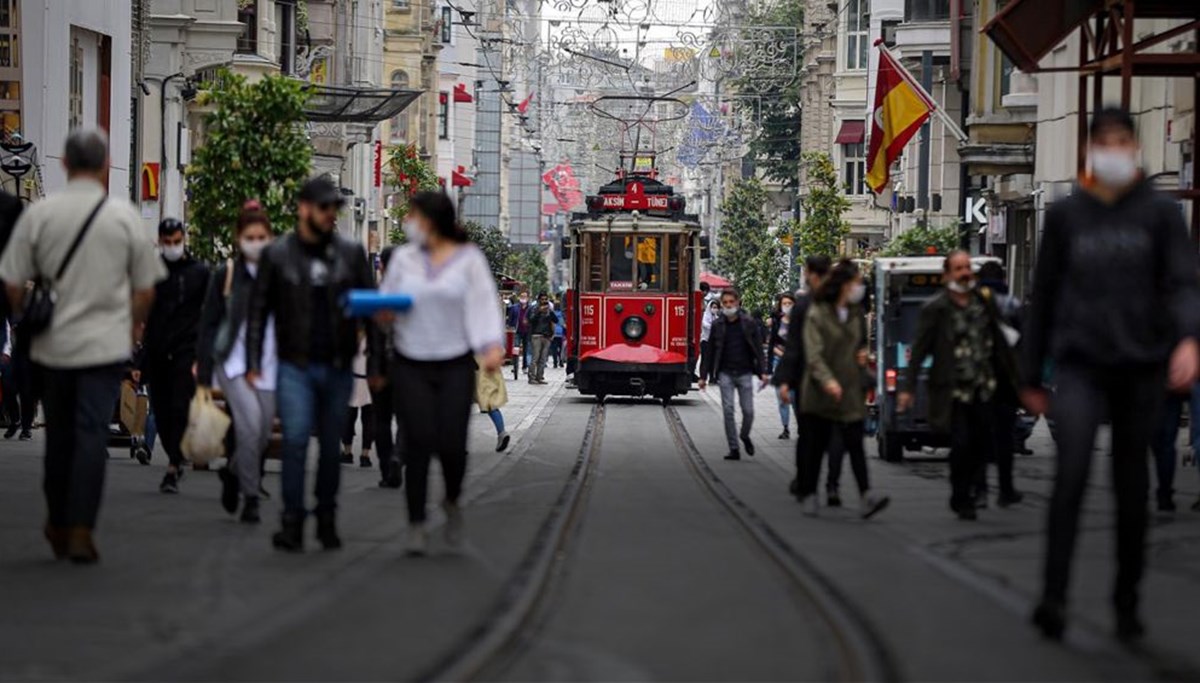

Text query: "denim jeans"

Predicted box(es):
[717, 372, 754, 451]
[1153, 381, 1200, 501]
[276, 362, 353, 516]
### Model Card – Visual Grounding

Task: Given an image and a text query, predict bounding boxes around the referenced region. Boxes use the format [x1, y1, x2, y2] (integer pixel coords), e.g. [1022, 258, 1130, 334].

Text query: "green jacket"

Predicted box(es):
[800, 301, 867, 422]
[904, 288, 1019, 434]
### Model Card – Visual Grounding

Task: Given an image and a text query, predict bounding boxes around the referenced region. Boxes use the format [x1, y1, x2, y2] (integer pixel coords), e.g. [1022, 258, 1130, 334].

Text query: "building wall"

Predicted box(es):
[20, 0, 133, 200]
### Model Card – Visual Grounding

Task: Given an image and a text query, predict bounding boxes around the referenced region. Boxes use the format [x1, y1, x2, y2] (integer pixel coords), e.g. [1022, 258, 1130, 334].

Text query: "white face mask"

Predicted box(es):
[402, 218, 427, 246]
[1090, 147, 1139, 187]
[947, 279, 976, 294]
[847, 283, 866, 304]
[780, 304, 793, 315]
[722, 305, 738, 318]
[240, 238, 268, 262]
[161, 244, 185, 262]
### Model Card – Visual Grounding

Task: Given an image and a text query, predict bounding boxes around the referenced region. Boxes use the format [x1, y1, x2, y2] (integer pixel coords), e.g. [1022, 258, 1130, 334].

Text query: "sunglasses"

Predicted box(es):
[316, 202, 342, 213]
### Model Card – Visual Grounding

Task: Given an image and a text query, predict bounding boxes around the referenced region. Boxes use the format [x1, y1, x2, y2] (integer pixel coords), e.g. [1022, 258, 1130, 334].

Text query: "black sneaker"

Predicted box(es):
[778, 429, 790, 440]
[998, 491, 1025, 508]
[952, 502, 977, 521]
[160, 471, 180, 494]
[272, 513, 304, 553]
[316, 510, 342, 550]
[724, 450, 741, 461]
[240, 496, 261, 524]
[827, 492, 842, 508]
[18, 429, 32, 441]
[1032, 602, 1066, 641]
[359, 455, 372, 468]
[219, 467, 240, 514]
[340, 452, 354, 465]
[3, 424, 17, 439]
[740, 436, 755, 456]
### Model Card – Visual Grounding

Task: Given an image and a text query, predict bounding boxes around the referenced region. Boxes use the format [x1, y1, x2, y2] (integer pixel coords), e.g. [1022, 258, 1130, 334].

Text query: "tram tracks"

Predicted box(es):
[420, 400, 899, 682]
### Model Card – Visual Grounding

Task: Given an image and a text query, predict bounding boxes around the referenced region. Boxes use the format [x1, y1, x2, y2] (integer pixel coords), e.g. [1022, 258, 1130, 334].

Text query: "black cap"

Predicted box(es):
[298, 176, 346, 206]
[158, 218, 184, 237]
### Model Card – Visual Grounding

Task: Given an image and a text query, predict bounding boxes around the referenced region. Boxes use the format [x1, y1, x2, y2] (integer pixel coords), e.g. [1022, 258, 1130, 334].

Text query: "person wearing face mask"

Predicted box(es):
[795, 260, 889, 519]
[195, 201, 279, 523]
[140, 218, 211, 494]
[899, 251, 1019, 522]
[1021, 108, 1200, 642]
[245, 176, 375, 553]
[768, 292, 796, 438]
[378, 191, 505, 556]
[699, 288, 768, 461]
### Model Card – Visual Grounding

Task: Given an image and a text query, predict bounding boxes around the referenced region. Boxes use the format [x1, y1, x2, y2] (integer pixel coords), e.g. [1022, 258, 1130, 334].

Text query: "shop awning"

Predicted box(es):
[700, 272, 732, 288]
[303, 83, 424, 123]
[835, 120, 865, 145]
[453, 83, 473, 103]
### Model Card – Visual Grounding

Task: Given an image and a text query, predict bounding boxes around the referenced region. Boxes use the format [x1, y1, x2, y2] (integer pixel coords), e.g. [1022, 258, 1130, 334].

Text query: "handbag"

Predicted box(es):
[180, 387, 232, 466]
[19, 198, 106, 336]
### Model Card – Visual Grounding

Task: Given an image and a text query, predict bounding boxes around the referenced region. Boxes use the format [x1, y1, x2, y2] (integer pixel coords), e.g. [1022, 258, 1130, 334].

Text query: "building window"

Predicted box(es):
[391, 0, 410, 9]
[905, 0, 950, 22]
[0, 33, 15, 68]
[845, 0, 869, 71]
[69, 37, 83, 130]
[0, 0, 20, 140]
[275, 1, 296, 74]
[237, 5, 257, 54]
[843, 143, 866, 195]
[440, 6, 452, 43]
[0, 0, 11, 29]
[438, 92, 449, 139]
[390, 71, 410, 142]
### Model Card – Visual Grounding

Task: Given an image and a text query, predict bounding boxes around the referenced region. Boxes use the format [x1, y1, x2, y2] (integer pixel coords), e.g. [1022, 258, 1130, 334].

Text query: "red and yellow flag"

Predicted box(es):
[866, 48, 935, 194]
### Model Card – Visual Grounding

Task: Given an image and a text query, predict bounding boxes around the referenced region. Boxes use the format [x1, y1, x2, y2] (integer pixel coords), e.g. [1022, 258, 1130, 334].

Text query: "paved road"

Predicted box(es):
[1, 366, 1198, 681]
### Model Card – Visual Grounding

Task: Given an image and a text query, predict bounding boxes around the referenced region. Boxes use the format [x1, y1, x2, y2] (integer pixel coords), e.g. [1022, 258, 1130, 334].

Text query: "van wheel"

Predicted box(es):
[879, 433, 904, 463]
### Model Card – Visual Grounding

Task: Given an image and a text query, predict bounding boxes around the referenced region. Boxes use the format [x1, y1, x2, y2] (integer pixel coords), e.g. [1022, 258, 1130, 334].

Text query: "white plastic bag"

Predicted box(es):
[180, 387, 231, 466]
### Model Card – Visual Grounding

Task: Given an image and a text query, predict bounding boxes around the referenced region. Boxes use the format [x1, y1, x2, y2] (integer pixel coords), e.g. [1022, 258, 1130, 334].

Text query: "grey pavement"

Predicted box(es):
[0, 367, 1198, 681]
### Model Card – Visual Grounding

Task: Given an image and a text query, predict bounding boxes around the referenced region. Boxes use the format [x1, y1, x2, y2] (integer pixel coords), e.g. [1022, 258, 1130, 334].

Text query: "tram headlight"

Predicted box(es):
[622, 315, 647, 342]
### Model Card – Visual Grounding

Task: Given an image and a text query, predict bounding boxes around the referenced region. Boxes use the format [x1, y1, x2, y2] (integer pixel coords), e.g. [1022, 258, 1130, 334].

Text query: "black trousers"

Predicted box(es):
[800, 416, 869, 498]
[146, 353, 196, 468]
[5, 337, 39, 430]
[342, 404, 376, 451]
[1042, 363, 1163, 609]
[370, 385, 401, 478]
[949, 400, 993, 510]
[39, 363, 123, 528]
[393, 354, 474, 523]
[976, 399, 1018, 497]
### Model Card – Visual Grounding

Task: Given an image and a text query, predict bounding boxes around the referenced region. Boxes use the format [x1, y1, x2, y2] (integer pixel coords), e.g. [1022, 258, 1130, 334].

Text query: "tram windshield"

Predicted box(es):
[581, 232, 690, 293]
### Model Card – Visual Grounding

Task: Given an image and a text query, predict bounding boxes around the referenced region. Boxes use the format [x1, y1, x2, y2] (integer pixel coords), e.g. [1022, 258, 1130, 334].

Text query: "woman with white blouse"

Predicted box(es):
[378, 191, 505, 555]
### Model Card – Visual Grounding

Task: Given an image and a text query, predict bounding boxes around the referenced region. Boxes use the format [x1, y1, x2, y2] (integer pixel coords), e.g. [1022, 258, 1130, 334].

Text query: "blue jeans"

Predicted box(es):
[488, 409, 505, 435]
[1153, 382, 1200, 500]
[717, 372, 755, 451]
[276, 362, 354, 516]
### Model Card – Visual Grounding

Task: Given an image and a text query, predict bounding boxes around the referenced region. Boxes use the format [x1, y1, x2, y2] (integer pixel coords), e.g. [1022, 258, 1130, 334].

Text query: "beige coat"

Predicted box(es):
[476, 367, 508, 412]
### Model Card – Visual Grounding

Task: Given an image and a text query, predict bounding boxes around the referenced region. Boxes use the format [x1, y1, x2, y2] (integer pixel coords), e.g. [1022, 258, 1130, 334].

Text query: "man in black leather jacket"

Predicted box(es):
[246, 177, 375, 552]
[699, 288, 767, 460]
[141, 218, 210, 494]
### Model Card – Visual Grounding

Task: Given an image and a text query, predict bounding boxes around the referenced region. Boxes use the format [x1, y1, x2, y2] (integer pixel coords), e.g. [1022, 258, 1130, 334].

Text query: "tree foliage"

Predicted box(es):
[797, 152, 851, 259]
[463, 220, 512, 280]
[731, 0, 804, 190]
[880, 221, 961, 257]
[386, 143, 441, 222]
[715, 177, 786, 314]
[505, 247, 550, 297]
[186, 70, 312, 261]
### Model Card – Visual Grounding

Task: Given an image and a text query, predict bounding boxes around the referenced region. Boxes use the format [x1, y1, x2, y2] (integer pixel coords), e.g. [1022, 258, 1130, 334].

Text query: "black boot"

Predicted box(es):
[316, 510, 342, 550]
[272, 512, 304, 553]
[240, 496, 261, 524]
[1032, 601, 1066, 641]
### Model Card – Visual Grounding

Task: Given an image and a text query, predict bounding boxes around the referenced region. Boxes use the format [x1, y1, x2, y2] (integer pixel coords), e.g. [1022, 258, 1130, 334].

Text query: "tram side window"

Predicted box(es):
[666, 235, 688, 293]
[585, 233, 604, 291]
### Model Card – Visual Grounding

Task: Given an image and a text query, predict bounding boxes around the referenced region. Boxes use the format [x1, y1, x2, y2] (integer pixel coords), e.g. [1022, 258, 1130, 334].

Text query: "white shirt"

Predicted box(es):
[381, 243, 505, 361]
[701, 308, 716, 342]
[222, 263, 279, 390]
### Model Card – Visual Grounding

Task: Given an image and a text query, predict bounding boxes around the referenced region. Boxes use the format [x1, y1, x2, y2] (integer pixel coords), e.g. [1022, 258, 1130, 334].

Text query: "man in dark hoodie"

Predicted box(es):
[1022, 107, 1200, 642]
[141, 219, 210, 494]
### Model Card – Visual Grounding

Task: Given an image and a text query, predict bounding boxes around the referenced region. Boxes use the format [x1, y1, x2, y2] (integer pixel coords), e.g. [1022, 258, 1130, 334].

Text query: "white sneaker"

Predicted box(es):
[443, 501, 464, 548]
[860, 491, 890, 520]
[405, 524, 429, 557]
[801, 496, 819, 517]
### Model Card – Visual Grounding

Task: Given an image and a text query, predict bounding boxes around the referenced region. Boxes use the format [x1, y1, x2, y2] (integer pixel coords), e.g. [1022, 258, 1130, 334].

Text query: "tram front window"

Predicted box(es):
[609, 235, 662, 291]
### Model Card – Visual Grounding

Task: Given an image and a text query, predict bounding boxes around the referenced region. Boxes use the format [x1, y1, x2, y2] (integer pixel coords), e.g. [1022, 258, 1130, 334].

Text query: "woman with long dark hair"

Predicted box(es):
[378, 191, 505, 555]
[798, 259, 889, 519]
[196, 201, 278, 523]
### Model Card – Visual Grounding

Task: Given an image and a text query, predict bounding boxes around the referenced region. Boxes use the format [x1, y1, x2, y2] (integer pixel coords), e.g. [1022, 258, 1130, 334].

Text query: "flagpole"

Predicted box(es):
[876, 41, 968, 143]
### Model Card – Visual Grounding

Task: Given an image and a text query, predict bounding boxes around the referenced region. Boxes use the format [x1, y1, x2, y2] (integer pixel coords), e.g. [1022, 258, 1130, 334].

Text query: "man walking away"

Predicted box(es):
[527, 292, 557, 384]
[699, 288, 767, 460]
[141, 218, 210, 493]
[974, 261, 1025, 509]
[1022, 108, 1200, 642]
[774, 256, 832, 495]
[508, 291, 533, 374]
[247, 176, 375, 553]
[899, 251, 1019, 521]
[368, 245, 402, 489]
[0, 129, 164, 563]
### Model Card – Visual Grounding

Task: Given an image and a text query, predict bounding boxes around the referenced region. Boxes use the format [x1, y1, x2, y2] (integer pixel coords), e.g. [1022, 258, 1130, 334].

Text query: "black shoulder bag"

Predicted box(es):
[19, 198, 106, 336]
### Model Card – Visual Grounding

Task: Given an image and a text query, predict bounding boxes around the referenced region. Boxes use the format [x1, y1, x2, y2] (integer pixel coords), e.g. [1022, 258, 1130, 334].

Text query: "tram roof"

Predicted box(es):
[569, 217, 702, 233]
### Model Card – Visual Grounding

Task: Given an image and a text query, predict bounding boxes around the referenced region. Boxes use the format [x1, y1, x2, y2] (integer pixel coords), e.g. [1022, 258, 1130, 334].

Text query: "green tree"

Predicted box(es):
[505, 247, 550, 297]
[463, 220, 512, 280]
[797, 152, 851, 259]
[186, 70, 312, 261]
[880, 221, 961, 257]
[386, 142, 440, 226]
[715, 177, 785, 313]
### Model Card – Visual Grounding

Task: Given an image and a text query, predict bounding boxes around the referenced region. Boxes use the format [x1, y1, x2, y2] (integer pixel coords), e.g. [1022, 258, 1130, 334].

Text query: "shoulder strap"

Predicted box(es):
[54, 198, 106, 281]
[222, 258, 234, 298]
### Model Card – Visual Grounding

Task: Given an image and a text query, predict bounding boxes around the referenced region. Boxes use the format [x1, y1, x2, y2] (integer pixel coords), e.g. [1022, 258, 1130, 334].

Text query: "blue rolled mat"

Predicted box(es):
[343, 290, 414, 317]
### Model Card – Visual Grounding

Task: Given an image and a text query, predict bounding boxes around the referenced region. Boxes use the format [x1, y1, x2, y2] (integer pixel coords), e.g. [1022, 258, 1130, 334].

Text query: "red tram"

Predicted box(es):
[561, 166, 707, 403]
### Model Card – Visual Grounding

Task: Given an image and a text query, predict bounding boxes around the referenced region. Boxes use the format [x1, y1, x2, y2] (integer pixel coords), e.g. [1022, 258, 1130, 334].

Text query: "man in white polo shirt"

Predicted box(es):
[0, 129, 164, 564]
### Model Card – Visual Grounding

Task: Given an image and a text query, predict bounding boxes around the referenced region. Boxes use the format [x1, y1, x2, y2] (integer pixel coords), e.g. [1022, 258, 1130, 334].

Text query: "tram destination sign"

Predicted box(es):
[600, 194, 670, 210]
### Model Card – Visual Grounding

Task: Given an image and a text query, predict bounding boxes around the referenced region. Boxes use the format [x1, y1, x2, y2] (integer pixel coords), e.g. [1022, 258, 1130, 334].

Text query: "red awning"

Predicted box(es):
[835, 120, 865, 145]
[453, 83, 473, 103]
[451, 165, 472, 187]
[700, 272, 732, 288]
